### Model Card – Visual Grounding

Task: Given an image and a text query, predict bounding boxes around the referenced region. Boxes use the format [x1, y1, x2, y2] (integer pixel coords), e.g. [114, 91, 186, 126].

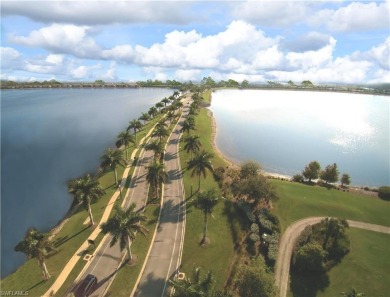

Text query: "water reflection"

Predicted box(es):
[210, 89, 389, 186]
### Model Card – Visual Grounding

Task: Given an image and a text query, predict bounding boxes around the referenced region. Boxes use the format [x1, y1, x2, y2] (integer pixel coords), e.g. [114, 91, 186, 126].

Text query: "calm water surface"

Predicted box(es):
[1, 88, 173, 277]
[210, 89, 389, 187]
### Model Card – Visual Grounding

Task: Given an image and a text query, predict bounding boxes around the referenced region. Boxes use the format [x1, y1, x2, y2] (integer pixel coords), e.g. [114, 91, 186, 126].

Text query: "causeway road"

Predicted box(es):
[132, 97, 190, 297]
[275, 217, 390, 297]
[66, 140, 156, 296]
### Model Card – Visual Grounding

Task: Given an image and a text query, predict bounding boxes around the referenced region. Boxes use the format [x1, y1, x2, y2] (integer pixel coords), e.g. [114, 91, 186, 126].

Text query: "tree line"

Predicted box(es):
[293, 161, 351, 187]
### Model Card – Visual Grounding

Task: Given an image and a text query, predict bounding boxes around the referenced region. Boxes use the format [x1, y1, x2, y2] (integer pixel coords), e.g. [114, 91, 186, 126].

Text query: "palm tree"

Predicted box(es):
[148, 106, 158, 118]
[189, 105, 199, 116]
[184, 135, 202, 159]
[166, 111, 175, 124]
[100, 203, 148, 261]
[116, 130, 135, 161]
[68, 174, 105, 226]
[187, 150, 214, 190]
[101, 148, 126, 185]
[341, 288, 365, 297]
[181, 119, 196, 135]
[139, 112, 150, 125]
[144, 140, 164, 160]
[127, 119, 142, 142]
[161, 97, 170, 107]
[152, 125, 169, 142]
[146, 160, 168, 200]
[169, 267, 231, 297]
[195, 189, 219, 244]
[15, 228, 56, 280]
[155, 102, 164, 113]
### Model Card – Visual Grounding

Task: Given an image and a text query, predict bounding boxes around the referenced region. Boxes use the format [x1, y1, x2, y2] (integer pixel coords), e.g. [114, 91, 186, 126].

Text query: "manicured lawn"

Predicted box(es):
[288, 228, 390, 297]
[272, 179, 390, 232]
[179, 104, 243, 290]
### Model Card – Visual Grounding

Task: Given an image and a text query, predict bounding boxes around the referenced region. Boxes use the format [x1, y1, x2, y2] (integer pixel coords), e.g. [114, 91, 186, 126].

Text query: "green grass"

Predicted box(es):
[202, 89, 212, 104]
[179, 104, 243, 290]
[288, 228, 390, 297]
[0, 115, 163, 296]
[271, 179, 390, 232]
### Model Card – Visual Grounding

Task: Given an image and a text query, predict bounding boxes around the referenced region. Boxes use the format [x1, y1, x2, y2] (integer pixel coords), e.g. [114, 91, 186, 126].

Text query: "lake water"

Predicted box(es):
[210, 89, 389, 187]
[1, 88, 174, 277]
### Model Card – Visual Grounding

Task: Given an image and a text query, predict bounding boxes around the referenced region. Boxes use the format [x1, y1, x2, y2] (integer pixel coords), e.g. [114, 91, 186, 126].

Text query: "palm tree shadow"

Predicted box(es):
[222, 200, 249, 246]
[131, 272, 166, 297]
[24, 280, 45, 292]
[93, 260, 129, 294]
[53, 226, 90, 247]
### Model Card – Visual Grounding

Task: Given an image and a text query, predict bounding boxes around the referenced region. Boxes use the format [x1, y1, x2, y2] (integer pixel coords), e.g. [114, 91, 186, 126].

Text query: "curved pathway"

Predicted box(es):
[275, 217, 390, 297]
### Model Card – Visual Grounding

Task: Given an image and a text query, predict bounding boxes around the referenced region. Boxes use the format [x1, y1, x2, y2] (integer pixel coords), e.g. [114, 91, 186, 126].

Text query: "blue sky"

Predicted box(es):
[1, 0, 389, 84]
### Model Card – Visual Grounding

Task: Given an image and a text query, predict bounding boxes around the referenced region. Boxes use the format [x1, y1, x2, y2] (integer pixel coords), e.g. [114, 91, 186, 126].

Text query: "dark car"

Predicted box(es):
[74, 274, 98, 297]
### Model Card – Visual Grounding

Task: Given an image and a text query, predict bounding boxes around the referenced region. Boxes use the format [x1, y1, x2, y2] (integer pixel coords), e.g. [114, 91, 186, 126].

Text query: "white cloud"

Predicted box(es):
[286, 37, 336, 70]
[367, 38, 390, 70]
[311, 1, 389, 32]
[1, 47, 22, 69]
[268, 55, 372, 84]
[1, 1, 193, 25]
[174, 69, 201, 81]
[232, 1, 309, 27]
[68, 62, 101, 80]
[281, 32, 332, 53]
[101, 62, 117, 81]
[10, 24, 101, 58]
[253, 46, 284, 70]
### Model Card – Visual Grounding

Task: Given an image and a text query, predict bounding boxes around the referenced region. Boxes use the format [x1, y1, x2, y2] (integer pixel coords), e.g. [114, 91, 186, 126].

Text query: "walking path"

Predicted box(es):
[275, 217, 390, 297]
[132, 97, 190, 297]
[44, 122, 159, 297]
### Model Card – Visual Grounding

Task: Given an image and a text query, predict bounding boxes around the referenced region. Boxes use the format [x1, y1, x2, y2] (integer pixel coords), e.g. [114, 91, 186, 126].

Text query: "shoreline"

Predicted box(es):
[206, 91, 380, 194]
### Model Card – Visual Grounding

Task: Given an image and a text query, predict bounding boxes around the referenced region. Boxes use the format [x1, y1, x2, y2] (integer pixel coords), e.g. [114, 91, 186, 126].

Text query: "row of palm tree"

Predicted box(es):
[14, 92, 185, 280]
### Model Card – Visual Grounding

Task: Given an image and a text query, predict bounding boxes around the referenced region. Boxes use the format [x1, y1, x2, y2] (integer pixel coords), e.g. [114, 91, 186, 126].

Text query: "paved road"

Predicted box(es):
[66, 144, 155, 297]
[133, 98, 190, 297]
[275, 217, 390, 297]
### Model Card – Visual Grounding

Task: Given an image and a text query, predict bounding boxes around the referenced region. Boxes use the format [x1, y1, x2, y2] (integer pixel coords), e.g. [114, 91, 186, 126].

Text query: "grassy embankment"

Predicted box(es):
[1, 114, 165, 296]
[178, 90, 247, 291]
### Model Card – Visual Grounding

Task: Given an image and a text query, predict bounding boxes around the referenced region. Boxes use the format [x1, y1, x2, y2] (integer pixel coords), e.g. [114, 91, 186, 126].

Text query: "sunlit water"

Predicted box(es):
[210, 89, 389, 186]
[1, 88, 173, 277]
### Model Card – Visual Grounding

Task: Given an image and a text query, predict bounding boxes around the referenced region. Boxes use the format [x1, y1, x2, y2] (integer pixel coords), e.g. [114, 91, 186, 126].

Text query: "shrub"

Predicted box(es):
[378, 186, 390, 200]
[250, 223, 259, 233]
[258, 216, 274, 234]
[292, 174, 304, 183]
[249, 233, 260, 243]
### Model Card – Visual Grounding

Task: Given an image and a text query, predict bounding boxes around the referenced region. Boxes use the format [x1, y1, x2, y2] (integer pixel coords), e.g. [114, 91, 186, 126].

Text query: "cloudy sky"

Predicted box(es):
[1, 0, 389, 84]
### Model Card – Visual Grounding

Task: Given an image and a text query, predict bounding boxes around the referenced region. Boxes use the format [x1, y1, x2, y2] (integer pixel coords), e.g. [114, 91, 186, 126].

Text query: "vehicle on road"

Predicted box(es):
[74, 274, 98, 297]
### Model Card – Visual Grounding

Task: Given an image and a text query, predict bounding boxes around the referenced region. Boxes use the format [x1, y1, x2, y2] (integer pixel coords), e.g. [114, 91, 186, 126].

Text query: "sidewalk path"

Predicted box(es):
[275, 217, 390, 297]
[44, 123, 158, 297]
[132, 97, 190, 297]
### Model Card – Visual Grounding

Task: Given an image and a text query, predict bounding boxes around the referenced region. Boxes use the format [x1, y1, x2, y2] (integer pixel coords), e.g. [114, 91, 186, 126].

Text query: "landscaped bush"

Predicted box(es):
[292, 174, 304, 183]
[378, 186, 390, 200]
